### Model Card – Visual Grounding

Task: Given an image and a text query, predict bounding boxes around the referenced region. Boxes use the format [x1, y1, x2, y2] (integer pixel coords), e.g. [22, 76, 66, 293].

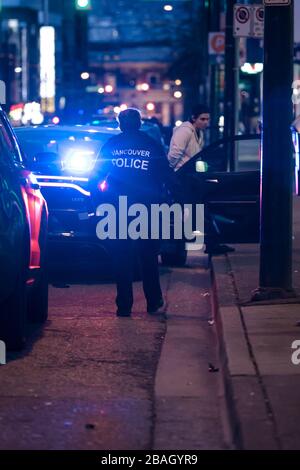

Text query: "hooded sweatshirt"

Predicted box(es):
[167, 121, 204, 171]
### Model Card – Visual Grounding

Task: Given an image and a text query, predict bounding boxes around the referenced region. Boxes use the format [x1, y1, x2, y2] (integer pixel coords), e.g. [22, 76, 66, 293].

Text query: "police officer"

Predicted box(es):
[93, 108, 173, 317]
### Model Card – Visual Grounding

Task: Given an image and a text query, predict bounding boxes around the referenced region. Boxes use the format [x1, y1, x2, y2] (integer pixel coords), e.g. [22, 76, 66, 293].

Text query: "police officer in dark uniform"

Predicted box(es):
[92, 108, 174, 317]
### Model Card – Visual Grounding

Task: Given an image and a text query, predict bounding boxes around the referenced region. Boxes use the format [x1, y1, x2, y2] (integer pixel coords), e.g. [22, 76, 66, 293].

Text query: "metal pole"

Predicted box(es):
[209, 0, 221, 143]
[253, 0, 295, 300]
[224, 0, 239, 171]
[44, 0, 49, 26]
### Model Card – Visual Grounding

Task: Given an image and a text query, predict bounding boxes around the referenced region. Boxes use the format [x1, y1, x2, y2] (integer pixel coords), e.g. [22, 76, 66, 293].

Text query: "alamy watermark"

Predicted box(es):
[0, 340, 6, 365]
[291, 340, 300, 365]
[95, 196, 204, 251]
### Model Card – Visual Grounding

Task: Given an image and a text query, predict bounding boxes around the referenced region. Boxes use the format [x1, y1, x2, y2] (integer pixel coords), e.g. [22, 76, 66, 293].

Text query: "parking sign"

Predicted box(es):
[253, 6, 264, 38]
[234, 5, 252, 37]
[264, 0, 291, 5]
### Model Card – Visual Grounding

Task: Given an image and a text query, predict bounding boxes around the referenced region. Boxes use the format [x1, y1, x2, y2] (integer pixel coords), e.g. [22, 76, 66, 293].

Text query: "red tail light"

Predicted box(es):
[98, 180, 108, 192]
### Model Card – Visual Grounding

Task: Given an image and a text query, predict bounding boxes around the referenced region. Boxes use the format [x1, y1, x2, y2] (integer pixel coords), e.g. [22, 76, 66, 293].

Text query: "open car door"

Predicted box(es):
[177, 134, 261, 244]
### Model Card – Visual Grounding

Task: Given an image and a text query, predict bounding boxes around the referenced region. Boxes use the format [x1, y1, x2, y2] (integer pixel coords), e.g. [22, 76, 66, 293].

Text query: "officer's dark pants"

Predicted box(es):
[109, 239, 162, 313]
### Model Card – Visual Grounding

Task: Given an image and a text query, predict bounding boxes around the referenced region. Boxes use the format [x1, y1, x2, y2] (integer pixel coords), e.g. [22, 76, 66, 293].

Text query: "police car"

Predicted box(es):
[15, 125, 176, 267]
[15, 125, 120, 263]
[0, 107, 48, 350]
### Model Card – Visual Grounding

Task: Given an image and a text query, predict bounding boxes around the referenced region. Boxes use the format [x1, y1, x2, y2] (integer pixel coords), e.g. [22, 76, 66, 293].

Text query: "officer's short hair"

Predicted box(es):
[118, 108, 142, 131]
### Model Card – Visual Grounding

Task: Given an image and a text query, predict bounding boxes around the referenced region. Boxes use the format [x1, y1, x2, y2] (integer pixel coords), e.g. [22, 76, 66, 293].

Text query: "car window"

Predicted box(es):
[195, 140, 227, 173]
[15, 128, 115, 162]
[190, 136, 260, 174]
[0, 114, 22, 165]
[236, 138, 260, 171]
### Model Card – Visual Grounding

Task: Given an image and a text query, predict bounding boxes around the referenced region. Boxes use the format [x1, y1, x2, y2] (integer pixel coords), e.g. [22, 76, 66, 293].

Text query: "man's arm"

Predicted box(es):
[167, 127, 192, 170]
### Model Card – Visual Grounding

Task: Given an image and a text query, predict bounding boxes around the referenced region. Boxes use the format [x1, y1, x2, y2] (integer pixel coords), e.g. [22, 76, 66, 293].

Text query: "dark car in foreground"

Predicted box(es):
[0, 107, 48, 350]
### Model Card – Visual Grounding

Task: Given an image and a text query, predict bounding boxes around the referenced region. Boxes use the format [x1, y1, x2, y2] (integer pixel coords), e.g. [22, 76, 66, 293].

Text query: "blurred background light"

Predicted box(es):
[105, 85, 113, 93]
[52, 116, 60, 125]
[146, 102, 155, 111]
[241, 63, 264, 75]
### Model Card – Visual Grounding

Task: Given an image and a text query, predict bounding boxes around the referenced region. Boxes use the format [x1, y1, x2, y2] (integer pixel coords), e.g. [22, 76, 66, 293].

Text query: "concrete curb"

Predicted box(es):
[153, 258, 227, 450]
[210, 257, 243, 450]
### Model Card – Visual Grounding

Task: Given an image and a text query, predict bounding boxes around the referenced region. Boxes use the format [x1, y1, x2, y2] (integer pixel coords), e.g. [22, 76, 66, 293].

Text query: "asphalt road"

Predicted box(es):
[0, 253, 227, 450]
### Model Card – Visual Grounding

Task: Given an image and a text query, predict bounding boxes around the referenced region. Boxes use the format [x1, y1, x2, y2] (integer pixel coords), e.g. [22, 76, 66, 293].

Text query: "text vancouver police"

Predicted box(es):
[111, 148, 150, 170]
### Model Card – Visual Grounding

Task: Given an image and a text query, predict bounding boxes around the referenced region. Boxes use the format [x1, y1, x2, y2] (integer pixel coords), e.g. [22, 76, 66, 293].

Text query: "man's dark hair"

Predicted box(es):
[118, 108, 142, 131]
[190, 104, 210, 119]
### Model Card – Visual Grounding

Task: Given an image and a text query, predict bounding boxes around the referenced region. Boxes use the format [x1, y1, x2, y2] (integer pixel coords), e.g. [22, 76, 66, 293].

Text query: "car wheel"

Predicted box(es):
[28, 212, 48, 323]
[0, 247, 27, 351]
[161, 244, 187, 267]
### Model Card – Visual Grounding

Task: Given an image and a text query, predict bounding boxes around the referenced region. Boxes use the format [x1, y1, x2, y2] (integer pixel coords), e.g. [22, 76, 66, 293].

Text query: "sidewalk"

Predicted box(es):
[211, 197, 300, 450]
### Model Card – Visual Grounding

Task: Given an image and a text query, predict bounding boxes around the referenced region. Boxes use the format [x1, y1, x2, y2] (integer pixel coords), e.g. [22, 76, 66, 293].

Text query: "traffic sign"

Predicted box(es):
[253, 5, 264, 38]
[208, 32, 225, 55]
[234, 4, 266, 38]
[234, 5, 251, 37]
[264, 0, 291, 5]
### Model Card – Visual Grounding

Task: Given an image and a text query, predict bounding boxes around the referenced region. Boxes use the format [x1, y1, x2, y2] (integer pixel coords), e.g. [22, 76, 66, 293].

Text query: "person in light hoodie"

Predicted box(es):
[168, 104, 235, 256]
[167, 104, 210, 171]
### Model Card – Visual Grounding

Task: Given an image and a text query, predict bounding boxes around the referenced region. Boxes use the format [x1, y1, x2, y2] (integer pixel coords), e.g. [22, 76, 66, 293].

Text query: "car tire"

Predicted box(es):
[28, 212, 48, 323]
[0, 236, 28, 351]
[161, 245, 187, 267]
